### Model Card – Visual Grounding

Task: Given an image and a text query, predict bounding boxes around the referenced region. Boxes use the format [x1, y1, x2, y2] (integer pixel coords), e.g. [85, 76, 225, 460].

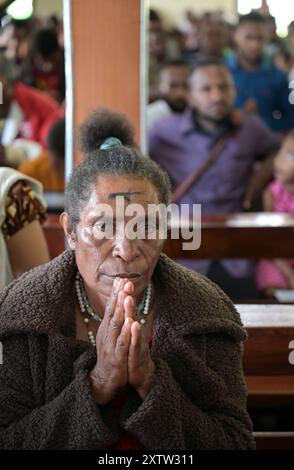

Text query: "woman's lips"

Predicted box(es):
[101, 273, 142, 279]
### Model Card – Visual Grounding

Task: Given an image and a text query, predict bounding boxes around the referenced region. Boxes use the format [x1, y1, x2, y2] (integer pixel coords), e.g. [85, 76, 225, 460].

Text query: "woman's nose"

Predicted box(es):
[112, 237, 139, 262]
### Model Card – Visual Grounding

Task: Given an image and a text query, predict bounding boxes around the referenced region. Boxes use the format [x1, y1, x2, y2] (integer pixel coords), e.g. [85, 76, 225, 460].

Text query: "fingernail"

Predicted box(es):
[125, 281, 134, 292]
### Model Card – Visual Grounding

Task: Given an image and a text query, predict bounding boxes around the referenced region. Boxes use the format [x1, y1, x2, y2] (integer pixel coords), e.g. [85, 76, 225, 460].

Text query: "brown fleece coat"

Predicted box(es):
[0, 250, 255, 450]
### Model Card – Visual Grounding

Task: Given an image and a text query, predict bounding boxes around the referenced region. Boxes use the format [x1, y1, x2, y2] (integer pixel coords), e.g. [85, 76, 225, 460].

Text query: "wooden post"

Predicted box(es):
[69, 0, 142, 164]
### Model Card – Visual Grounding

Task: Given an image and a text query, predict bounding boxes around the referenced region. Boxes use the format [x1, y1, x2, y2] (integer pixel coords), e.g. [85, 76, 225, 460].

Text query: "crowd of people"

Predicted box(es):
[0, 14, 65, 180]
[0, 13, 65, 291]
[148, 9, 294, 299]
[0, 8, 294, 300]
[0, 9, 294, 300]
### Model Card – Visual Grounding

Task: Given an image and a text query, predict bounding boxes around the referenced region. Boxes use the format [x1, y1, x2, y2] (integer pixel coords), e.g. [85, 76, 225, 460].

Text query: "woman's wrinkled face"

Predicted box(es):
[274, 137, 294, 185]
[65, 175, 165, 299]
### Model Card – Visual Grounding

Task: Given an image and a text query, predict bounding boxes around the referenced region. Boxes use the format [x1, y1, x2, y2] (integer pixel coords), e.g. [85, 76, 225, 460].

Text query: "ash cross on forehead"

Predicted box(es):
[108, 191, 143, 202]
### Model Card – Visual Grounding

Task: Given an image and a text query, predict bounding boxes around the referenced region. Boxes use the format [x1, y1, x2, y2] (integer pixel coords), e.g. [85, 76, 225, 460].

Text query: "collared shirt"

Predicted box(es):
[226, 54, 294, 131]
[149, 107, 281, 277]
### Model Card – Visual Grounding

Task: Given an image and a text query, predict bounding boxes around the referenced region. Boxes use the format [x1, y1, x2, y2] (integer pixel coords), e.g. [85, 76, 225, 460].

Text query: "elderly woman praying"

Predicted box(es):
[0, 108, 255, 450]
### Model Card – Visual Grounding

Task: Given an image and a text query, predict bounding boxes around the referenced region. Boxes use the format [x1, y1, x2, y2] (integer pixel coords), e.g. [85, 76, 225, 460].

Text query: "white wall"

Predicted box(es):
[149, 0, 238, 26]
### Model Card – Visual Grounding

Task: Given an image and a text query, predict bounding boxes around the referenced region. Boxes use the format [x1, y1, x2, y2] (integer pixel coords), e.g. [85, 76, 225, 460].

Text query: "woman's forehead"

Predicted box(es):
[83, 175, 159, 210]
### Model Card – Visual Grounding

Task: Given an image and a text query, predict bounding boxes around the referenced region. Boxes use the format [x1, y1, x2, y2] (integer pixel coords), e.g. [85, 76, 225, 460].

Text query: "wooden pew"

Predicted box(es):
[238, 304, 294, 407]
[164, 212, 294, 259]
[238, 304, 294, 449]
[43, 212, 294, 260]
[254, 432, 294, 450]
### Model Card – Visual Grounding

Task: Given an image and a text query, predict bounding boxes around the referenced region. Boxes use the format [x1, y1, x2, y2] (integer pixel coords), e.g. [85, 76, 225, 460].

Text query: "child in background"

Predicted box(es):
[256, 130, 294, 298]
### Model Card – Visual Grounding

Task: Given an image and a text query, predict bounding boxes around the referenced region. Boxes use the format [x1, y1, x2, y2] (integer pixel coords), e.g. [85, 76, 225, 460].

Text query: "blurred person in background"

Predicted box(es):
[181, 13, 200, 62]
[45, 15, 64, 48]
[0, 18, 34, 86]
[149, 9, 167, 100]
[273, 49, 294, 82]
[285, 21, 294, 81]
[226, 12, 294, 131]
[195, 20, 227, 63]
[149, 60, 281, 299]
[0, 55, 63, 167]
[263, 15, 285, 60]
[256, 130, 294, 298]
[32, 27, 65, 104]
[18, 117, 65, 192]
[287, 21, 294, 54]
[148, 60, 189, 130]
[0, 167, 49, 289]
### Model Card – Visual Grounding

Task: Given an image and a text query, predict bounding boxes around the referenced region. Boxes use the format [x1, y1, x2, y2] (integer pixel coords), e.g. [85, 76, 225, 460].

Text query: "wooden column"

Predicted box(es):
[71, 0, 142, 163]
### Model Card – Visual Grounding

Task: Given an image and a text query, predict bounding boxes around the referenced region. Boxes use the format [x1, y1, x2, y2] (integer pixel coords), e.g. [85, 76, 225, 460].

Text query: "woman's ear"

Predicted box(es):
[60, 212, 76, 250]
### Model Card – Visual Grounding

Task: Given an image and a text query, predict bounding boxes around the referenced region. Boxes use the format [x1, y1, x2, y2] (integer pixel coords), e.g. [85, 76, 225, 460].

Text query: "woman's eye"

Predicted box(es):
[95, 223, 106, 232]
[92, 221, 113, 238]
[137, 222, 157, 236]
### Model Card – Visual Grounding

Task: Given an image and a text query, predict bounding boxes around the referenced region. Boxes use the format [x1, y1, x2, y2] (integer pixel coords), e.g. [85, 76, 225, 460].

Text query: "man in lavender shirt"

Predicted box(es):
[149, 59, 281, 299]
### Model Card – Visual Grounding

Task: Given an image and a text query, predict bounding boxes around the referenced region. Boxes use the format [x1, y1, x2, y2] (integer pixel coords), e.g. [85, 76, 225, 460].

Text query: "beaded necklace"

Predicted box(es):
[75, 272, 152, 346]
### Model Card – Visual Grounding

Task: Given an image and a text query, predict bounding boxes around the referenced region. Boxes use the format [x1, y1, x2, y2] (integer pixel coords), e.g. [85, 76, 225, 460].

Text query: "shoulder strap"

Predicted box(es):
[172, 132, 230, 203]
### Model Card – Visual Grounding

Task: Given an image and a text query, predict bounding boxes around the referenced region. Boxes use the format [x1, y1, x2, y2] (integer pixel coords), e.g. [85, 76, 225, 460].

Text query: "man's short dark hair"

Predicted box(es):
[188, 59, 231, 87]
[149, 9, 161, 22]
[264, 14, 276, 25]
[238, 12, 266, 27]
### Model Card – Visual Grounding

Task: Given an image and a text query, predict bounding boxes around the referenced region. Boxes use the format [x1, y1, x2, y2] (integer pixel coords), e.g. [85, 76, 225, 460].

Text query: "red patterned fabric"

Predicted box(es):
[2, 180, 46, 240]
